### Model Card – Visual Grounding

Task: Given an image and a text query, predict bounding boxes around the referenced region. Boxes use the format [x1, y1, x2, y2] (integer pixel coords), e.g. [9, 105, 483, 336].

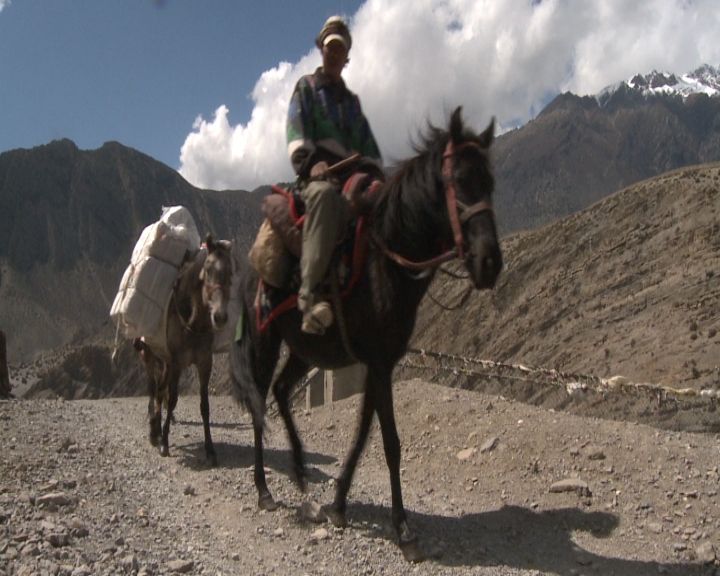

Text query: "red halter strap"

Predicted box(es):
[441, 140, 493, 260]
[204, 283, 230, 299]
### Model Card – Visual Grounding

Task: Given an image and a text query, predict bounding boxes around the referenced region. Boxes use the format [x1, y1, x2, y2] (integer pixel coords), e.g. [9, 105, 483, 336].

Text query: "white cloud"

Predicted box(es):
[179, 0, 720, 191]
[0, 0, 10, 14]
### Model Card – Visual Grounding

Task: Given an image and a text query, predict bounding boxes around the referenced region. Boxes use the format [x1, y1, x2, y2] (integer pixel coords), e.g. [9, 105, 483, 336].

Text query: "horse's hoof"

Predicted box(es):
[324, 505, 347, 528]
[258, 494, 279, 512]
[207, 452, 218, 467]
[149, 435, 160, 447]
[160, 446, 169, 457]
[400, 538, 424, 563]
[293, 471, 308, 494]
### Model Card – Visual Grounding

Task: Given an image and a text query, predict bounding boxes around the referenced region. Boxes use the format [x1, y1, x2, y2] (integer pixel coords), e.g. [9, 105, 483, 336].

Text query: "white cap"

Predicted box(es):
[323, 33, 349, 50]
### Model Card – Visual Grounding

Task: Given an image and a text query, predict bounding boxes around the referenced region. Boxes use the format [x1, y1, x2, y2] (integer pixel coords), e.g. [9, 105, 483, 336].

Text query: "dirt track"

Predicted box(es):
[1, 379, 718, 575]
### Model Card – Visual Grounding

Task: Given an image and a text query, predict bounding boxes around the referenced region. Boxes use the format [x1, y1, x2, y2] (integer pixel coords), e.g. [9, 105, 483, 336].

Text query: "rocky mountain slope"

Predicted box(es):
[2, 65, 720, 401]
[18, 162, 720, 410]
[412, 162, 720, 393]
[0, 139, 265, 363]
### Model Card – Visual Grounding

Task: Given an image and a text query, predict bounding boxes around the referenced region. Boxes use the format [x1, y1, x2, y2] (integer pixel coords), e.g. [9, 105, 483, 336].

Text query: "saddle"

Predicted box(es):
[249, 172, 383, 334]
[250, 172, 382, 289]
[267, 172, 379, 257]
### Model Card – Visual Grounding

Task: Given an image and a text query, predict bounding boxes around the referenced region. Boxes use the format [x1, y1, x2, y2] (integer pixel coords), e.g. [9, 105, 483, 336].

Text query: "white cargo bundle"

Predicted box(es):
[110, 206, 201, 339]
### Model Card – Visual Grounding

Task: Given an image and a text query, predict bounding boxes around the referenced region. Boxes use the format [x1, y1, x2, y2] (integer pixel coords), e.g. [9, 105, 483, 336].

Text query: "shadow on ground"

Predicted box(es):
[342, 502, 711, 575]
[173, 439, 336, 480]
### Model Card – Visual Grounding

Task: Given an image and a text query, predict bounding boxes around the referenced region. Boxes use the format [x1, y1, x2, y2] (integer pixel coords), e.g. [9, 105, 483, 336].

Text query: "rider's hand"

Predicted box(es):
[310, 161, 329, 178]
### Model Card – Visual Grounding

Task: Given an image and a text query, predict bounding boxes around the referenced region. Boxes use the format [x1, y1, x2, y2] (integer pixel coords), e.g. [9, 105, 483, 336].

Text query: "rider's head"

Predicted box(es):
[316, 16, 351, 82]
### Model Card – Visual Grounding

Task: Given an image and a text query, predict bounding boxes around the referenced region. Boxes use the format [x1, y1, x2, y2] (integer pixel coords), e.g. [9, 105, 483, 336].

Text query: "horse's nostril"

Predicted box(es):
[213, 311, 228, 326]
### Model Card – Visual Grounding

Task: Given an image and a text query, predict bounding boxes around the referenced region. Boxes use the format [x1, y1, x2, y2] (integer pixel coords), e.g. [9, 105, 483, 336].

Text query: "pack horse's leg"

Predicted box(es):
[197, 352, 217, 466]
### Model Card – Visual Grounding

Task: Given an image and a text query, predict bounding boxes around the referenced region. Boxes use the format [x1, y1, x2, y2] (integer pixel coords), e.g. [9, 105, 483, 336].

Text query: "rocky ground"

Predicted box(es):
[1, 379, 718, 576]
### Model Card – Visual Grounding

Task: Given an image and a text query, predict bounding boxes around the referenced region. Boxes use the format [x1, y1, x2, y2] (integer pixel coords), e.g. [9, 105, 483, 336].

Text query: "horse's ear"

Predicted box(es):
[218, 240, 233, 252]
[478, 117, 495, 149]
[199, 267, 205, 281]
[205, 233, 215, 251]
[449, 106, 463, 144]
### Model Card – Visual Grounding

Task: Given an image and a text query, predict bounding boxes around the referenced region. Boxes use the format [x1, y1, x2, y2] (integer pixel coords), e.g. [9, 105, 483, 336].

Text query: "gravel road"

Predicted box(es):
[1, 379, 718, 575]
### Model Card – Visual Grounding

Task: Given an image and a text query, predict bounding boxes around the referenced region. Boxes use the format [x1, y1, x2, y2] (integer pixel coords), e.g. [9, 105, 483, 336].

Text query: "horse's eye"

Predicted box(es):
[454, 166, 475, 190]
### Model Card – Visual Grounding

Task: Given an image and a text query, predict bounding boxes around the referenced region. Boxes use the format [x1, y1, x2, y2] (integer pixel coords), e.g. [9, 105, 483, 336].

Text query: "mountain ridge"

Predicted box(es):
[0, 138, 265, 362]
[2, 63, 720, 398]
[596, 64, 720, 104]
[493, 64, 720, 233]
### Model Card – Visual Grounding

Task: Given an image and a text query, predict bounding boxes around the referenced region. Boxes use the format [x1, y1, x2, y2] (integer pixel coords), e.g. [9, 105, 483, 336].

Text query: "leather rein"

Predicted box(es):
[378, 140, 494, 271]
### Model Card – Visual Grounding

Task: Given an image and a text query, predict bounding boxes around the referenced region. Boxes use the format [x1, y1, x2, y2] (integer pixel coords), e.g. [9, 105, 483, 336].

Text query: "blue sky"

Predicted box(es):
[0, 0, 364, 172]
[1, 0, 719, 191]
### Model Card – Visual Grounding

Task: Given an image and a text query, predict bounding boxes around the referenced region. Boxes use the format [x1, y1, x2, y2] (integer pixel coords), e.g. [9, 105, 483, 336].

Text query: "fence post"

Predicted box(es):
[0, 329, 10, 397]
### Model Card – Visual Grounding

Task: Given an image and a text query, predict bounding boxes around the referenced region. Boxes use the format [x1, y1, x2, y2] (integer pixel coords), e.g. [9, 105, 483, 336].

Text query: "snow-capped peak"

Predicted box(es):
[596, 64, 720, 106]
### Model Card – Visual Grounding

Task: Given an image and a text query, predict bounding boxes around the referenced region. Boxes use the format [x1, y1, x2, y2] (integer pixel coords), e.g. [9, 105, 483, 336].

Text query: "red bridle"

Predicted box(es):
[441, 140, 494, 260]
[203, 282, 230, 300]
[199, 244, 232, 302]
[380, 139, 494, 271]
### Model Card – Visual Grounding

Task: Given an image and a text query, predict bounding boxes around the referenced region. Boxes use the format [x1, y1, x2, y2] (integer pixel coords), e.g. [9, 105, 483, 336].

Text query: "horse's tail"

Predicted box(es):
[229, 296, 266, 429]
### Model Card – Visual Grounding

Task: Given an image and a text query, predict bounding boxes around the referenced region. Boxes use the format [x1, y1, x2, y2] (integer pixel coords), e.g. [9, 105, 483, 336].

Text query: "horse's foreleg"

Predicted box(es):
[160, 366, 180, 458]
[373, 373, 422, 563]
[272, 353, 311, 492]
[231, 295, 282, 511]
[149, 393, 163, 448]
[196, 354, 217, 466]
[251, 329, 283, 511]
[327, 382, 376, 528]
[252, 418, 278, 511]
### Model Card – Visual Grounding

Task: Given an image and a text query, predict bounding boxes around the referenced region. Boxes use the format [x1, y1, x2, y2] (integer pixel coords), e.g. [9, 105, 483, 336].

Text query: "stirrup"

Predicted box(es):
[301, 301, 333, 334]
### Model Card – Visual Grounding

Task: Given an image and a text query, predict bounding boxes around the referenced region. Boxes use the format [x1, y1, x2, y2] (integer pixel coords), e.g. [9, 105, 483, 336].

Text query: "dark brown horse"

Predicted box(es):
[138, 234, 233, 466]
[230, 107, 502, 561]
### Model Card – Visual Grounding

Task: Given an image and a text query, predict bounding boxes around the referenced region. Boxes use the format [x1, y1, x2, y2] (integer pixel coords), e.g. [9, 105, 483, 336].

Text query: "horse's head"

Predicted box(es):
[444, 106, 503, 289]
[200, 233, 234, 331]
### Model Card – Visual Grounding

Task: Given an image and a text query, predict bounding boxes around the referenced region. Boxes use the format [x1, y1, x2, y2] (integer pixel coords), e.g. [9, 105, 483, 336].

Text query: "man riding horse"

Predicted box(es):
[286, 15, 383, 334]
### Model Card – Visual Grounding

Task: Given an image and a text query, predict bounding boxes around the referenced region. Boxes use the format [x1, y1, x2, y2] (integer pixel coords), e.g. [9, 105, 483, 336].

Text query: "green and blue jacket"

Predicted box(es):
[286, 67, 382, 180]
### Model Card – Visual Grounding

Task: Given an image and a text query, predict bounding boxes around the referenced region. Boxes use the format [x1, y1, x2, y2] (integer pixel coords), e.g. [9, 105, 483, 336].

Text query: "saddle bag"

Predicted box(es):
[248, 217, 294, 289]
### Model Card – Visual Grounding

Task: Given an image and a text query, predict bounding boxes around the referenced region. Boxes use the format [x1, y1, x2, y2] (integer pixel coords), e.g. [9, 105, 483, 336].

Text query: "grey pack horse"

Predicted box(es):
[137, 234, 233, 466]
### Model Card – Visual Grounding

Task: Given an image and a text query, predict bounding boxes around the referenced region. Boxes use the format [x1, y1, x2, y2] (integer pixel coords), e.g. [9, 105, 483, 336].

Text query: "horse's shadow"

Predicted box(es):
[173, 418, 251, 431]
[172, 439, 336, 481]
[342, 502, 709, 575]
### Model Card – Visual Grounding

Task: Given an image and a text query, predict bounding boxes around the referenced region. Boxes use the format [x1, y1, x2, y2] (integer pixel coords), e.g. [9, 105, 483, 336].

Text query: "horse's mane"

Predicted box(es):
[371, 113, 483, 244]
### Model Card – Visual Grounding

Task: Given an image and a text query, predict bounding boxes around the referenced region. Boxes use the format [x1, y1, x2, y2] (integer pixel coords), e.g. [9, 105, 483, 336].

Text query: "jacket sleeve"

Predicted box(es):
[355, 95, 382, 165]
[286, 77, 316, 178]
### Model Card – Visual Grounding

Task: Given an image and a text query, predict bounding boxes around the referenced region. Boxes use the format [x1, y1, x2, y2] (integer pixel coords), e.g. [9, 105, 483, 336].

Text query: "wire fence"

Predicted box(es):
[394, 348, 720, 435]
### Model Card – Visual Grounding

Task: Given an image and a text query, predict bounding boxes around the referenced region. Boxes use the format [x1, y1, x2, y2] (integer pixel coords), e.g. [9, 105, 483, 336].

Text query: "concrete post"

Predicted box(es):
[304, 368, 324, 409]
[305, 364, 367, 408]
[329, 364, 366, 402]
